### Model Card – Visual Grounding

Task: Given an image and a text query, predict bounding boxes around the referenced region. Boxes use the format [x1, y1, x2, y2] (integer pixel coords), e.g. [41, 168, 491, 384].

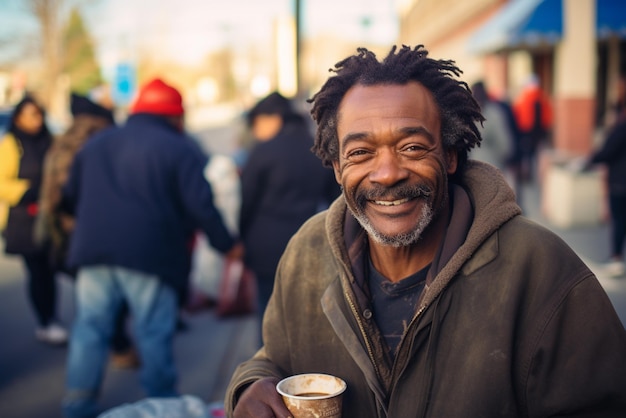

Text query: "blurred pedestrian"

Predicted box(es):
[61, 78, 242, 418]
[583, 105, 626, 277]
[239, 92, 340, 325]
[35, 92, 115, 274]
[471, 81, 524, 205]
[34, 91, 139, 368]
[470, 81, 514, 171]
[512, 74, 553, 182]
[606, 73, 625, 127]
[0, 95, 68, 345]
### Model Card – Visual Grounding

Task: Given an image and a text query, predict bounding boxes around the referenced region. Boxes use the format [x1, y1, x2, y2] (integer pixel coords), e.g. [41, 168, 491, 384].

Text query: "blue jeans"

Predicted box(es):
[63, 266, 178, 418]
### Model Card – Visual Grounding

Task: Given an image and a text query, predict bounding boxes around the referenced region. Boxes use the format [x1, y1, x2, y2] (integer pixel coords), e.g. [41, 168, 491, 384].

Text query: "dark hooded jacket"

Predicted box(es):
[226, 161, 626, 417]
[239, 119, 339, 283]
[240, 93, 339, 298]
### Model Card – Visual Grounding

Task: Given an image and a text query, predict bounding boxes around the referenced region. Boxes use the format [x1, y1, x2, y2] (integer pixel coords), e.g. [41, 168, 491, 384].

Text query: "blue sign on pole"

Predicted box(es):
[113, 63, 136, 106]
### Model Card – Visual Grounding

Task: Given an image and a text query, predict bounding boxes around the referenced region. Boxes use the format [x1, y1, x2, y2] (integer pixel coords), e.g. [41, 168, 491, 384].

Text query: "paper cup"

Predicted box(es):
[276, 373, 346, 418]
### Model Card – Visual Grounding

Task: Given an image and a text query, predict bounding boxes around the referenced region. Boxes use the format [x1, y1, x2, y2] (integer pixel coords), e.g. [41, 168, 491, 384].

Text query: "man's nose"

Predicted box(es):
[368, 150, 409, 186]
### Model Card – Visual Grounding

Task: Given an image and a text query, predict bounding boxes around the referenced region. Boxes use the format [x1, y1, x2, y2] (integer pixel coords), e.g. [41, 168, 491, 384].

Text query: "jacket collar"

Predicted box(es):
[325, 161, 521, 311]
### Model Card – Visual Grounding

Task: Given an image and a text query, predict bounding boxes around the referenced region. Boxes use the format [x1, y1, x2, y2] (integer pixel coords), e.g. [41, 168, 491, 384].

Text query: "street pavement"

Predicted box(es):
[0, 118, 624, 417]
[0, 238, 260, 418]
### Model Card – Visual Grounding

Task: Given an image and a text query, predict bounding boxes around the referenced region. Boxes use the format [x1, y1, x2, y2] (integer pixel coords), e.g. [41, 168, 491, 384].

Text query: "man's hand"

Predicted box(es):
[233, 377, 293, 418]
[226, 242, 245, 260]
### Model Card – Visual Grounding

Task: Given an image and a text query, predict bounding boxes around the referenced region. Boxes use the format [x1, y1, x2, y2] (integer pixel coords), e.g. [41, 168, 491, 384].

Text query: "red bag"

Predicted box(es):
[216, 259, 257, 317]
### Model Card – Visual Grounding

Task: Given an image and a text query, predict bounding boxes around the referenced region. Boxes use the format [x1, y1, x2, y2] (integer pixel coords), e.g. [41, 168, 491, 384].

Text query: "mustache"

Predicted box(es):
[355, 183, 432, 206]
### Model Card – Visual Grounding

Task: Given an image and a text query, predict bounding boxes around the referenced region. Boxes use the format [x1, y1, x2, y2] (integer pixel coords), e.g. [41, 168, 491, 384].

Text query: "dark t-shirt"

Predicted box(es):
[368, 258, 429, 360]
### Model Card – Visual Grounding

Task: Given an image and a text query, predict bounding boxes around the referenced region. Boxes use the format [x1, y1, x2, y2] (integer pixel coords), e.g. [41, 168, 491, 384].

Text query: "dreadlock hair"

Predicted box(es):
[309, 45, 484, 181]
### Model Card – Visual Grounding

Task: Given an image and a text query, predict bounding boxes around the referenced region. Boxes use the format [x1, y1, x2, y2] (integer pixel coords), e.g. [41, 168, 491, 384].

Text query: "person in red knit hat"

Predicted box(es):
[131, 79, 185, 117]
[61, 77, 243, 418]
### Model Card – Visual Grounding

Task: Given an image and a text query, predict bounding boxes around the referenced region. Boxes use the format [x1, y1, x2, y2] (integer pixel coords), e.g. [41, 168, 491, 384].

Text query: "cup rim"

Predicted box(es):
[276, 373, 347, 400]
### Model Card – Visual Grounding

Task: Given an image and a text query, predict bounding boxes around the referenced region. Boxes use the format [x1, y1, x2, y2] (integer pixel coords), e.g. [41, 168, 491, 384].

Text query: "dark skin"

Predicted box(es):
[14, 102, 45, 135]
[333, 82, 457, 281]
[233, 377, 291, 418]
[232, 81, 457, 416]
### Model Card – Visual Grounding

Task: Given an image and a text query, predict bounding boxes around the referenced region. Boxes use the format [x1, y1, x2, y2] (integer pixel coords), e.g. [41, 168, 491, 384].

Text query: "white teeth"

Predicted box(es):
[374, 197, 410, 206]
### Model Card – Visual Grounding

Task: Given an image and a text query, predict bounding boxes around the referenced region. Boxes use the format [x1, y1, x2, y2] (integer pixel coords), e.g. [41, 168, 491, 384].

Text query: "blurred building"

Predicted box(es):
[399, 0, 626, 227]
[0, 71, 9, 106]
[399, 0, 626, 157]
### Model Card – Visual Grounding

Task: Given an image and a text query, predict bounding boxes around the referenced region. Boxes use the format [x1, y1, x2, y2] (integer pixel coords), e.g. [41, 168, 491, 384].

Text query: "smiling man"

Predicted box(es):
[226, 46, 626, 417]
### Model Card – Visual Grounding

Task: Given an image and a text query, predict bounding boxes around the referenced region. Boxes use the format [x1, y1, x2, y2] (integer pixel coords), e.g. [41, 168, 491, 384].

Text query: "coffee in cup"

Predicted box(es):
[276, 373, 346, 418]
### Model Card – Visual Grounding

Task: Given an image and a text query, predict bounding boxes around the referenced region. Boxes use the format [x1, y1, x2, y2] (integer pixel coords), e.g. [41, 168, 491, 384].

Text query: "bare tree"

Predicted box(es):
[24, 0, 64, 108]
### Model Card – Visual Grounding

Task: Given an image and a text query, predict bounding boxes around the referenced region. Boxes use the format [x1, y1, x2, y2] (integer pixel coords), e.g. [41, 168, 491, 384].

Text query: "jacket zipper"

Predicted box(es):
[344, 289, 388, 417]
[392, 295, 443, 418]
[345, 290, 380, 378]
[394, 303, 427, 372]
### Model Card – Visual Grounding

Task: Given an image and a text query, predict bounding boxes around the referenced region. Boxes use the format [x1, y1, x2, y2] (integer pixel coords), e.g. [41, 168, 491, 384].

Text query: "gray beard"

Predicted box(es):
[350, 201, 434, 248]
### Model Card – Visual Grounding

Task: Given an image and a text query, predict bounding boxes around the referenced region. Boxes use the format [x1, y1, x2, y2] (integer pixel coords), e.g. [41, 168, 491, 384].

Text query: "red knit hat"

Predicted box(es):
[130, 78, 184, 116]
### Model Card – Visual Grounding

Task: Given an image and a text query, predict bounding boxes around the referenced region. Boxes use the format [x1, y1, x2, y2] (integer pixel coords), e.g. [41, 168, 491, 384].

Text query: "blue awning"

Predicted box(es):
[468, 0, 626, 55]
[467, 0, 562, 54]
[597, 0, 626, 38]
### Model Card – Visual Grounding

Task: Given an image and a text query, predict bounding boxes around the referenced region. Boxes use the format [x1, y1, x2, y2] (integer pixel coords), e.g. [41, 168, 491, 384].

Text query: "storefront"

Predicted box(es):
[467, 0, 626, 153]
[399, 0, 626, 226]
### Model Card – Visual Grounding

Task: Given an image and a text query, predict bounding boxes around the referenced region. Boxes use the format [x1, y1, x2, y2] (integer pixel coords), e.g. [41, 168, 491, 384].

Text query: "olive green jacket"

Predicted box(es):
[226, 161, 626, 417]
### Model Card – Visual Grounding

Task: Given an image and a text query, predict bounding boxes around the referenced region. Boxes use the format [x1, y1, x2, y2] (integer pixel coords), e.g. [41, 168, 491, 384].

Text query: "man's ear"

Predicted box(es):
[332, 161, 342, 185]
[446, 149, 458, 175]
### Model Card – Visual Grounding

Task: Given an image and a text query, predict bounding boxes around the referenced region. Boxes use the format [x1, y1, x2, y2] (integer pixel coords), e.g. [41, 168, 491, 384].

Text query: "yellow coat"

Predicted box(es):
[0, 133, 30, 231]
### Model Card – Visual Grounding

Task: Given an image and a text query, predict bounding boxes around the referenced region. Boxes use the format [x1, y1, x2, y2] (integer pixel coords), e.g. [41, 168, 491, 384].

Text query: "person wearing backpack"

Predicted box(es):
[513, 75, 553, 182]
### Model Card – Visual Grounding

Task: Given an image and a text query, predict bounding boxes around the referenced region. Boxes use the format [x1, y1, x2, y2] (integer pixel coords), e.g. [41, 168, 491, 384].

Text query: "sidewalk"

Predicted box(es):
[0, 237, 259, 418]
[520, 180, 610, 272]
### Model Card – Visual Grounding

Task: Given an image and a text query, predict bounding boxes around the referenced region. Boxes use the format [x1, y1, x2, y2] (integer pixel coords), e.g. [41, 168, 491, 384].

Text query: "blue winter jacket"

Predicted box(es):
[63, 113, 235, 291]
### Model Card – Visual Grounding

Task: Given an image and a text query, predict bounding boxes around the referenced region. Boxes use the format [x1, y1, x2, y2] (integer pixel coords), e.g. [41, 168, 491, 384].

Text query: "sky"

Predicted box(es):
[0, 0, 400, 74]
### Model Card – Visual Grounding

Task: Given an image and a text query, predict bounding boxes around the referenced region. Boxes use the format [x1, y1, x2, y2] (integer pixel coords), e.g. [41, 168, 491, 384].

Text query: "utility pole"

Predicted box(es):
[295, 0, 303, 98]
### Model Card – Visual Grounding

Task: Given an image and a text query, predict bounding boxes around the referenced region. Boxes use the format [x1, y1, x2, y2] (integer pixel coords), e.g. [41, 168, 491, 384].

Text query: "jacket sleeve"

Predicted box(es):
[525, 274, 626, 416]
[175, 146, 235, 254]
[224, 249, 294, 416]
[224, 347, 286, 416]
[0, 134, 30, 206]
[238, 145, 265, 237]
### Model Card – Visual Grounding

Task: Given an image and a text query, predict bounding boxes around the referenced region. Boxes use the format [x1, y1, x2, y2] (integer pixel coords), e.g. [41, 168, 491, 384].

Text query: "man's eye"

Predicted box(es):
[403, 144, 427, 153]
[346, 149, 369, 158]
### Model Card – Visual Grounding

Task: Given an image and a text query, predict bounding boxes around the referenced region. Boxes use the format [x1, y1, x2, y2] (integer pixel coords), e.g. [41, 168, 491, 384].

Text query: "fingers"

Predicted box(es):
[233, 377, 293, 418]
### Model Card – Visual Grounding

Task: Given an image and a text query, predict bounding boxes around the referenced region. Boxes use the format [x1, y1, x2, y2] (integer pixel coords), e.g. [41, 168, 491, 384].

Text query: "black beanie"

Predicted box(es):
[70, 93, 115, 124]
[246, 92, 299, 126]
